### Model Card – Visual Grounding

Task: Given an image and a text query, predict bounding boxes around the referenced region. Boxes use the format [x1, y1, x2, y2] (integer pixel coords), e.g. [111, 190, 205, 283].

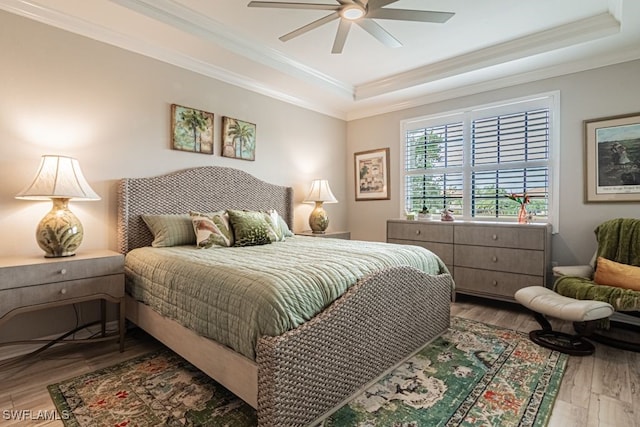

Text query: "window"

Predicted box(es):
[402, 93, 559, 227]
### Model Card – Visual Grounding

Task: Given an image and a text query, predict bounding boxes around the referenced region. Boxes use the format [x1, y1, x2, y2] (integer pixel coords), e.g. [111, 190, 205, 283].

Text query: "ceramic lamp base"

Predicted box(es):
[36, 198, 84, 258]
[309, 201, 329, 234]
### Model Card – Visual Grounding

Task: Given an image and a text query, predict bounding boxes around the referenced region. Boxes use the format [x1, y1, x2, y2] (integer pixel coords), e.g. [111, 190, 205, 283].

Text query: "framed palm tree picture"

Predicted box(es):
[170, 104, 214, 154]
[221, 116, 256, 161]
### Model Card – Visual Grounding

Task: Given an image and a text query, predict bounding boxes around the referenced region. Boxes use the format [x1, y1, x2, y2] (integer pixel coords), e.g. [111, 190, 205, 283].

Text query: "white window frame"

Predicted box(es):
[400, 91, 560, 232]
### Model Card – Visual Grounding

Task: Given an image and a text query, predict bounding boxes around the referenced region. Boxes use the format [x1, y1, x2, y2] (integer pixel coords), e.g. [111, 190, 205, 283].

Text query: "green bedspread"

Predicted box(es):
[125, 236, 451, 360]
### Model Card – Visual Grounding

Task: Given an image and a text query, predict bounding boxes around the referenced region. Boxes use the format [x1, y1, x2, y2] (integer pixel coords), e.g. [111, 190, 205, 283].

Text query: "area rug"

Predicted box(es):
[48, 317, 568, 427]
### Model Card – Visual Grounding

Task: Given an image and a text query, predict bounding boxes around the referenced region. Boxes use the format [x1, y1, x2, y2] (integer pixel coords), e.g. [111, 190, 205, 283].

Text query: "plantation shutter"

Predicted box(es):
[401, 93, 557, 224]
[471, 108, 550, 218]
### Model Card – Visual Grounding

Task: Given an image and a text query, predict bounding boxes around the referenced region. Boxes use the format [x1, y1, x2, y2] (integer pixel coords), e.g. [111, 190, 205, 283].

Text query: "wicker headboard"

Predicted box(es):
[117, 166, 294, 254]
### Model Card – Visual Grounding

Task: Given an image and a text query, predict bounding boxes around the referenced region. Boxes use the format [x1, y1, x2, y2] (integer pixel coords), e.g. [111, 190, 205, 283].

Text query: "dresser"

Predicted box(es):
[0, 249, 125, 351]
[387, 219, 552, 302]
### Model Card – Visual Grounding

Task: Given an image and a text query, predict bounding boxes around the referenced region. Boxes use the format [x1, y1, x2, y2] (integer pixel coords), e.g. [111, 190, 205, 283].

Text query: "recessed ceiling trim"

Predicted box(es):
[347, 42, 640, 121]
[109, 0, 354, 99]
[354, 12, 621, 100]
[2, 0, 636, 123]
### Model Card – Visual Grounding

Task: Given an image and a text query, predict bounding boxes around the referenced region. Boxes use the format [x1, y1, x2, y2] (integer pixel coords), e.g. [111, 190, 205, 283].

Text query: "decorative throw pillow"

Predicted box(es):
[141, 214, 195, 247]
[594, 257, 640, 291]
[227, 209, 273, 247]
[264, 210, 286, 242]
[275, 211, 294, 237]
[190, 211, 234, 248]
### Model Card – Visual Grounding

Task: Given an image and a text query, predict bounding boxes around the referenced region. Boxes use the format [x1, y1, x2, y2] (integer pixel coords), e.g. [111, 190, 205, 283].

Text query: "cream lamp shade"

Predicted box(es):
[16, 155, 100, 258]
[303, 179, 337, 234]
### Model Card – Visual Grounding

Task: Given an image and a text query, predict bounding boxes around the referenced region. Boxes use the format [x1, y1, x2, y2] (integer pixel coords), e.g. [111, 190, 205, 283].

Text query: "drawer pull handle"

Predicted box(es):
[60, 269, 67, 275]
[416, 230, 421, 235]
[492, 280, 498, 286]
[492, 256, 498, 262]
[60, 288, 67, 295]
[492, 234, 498, 240]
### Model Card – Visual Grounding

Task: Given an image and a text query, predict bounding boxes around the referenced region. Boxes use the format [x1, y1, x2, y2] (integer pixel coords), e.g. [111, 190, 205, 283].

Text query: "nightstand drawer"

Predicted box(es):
[0, 274, 124, 318]
[0, 252, 124, 290]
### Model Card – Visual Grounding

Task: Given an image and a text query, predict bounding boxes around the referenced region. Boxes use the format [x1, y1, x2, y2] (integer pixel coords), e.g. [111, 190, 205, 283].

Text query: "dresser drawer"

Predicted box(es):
[454, 225, 545, 250]
[388, 239, 454, 267]
[454, 245, 544, 276]
[0, 252, 124, 290]
[0, 274, 124, 318]
[387, 221, 453, 243]
[454, 267, 543, 300]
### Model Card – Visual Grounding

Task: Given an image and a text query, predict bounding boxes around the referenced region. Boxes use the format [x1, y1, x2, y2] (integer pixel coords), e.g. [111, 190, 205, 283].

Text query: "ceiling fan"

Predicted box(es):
[247, 0, 455, 54]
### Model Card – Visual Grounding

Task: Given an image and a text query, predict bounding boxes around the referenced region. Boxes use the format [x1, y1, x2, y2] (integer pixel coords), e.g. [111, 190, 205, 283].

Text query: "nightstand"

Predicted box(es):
[297, 230, 351, 240]
[0, 249, 126, 352]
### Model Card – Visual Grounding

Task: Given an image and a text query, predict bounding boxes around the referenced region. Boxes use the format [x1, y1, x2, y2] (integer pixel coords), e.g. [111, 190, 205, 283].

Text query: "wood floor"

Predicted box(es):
[0, 296, 638, 427]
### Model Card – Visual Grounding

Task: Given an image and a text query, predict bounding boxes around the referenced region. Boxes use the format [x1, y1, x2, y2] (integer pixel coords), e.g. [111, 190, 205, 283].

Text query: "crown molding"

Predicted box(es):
[354, 12, 621, 100]
[108, 0, 353, 99]
[0, 0, 349, 119]
[1, 0, 635, 123]
[346, 44, 640, 121]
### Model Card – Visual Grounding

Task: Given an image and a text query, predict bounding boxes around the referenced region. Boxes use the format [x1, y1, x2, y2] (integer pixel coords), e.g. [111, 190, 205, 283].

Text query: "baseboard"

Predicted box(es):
[0, 320, 120, 362]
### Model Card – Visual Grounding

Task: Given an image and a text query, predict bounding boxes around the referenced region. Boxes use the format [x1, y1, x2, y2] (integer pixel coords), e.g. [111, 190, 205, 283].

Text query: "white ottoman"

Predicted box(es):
[515, 286, 614, 355]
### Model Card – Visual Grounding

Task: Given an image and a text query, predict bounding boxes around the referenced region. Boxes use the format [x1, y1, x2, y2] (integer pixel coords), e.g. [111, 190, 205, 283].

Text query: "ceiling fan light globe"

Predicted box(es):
[341, 4, 365, 20]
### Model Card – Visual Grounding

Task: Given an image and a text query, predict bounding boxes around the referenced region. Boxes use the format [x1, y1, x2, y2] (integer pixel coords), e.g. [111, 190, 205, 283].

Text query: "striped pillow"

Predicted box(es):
[141, 214, 195, 247]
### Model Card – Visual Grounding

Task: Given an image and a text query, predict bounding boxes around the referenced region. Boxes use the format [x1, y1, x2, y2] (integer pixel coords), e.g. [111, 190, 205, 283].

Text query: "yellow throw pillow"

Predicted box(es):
[593, 257, 640, 291]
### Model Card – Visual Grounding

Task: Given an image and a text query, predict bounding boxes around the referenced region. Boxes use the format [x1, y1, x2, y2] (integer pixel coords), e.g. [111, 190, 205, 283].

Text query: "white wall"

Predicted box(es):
[347, 59, 640, 267]
[0, 10, 348, 259]
[0, 11, 346, 343]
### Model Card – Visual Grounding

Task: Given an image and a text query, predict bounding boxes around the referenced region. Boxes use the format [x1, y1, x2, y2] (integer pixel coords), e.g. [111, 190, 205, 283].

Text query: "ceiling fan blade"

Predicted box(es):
[248, 1, 339, 11]
[368, 8, 455, 23]
[366, 0, 399, 9]
[332, 18, 352, 54]
[357, 19, 402, 48]
[279, 12, 340, 42]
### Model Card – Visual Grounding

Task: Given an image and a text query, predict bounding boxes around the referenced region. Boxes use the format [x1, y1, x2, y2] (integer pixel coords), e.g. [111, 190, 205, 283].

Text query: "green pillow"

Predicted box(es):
[141, 214, 195, 247]
[190, 211, 234, 248]
[227, 210, 273, 247]
[274, 210, 294, 238]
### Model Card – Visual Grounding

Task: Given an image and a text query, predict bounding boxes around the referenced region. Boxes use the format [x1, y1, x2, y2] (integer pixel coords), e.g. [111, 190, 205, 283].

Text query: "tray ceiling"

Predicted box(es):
[1, 0, 639, 119]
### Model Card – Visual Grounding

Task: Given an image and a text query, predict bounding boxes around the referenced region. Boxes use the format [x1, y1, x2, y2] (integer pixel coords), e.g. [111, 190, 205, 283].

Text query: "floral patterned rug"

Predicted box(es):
[48, 317, 567, 427]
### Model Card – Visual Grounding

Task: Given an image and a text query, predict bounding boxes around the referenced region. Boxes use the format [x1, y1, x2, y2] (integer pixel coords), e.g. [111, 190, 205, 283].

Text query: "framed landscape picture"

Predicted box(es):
[355, 147, 390, 201]
[170, 104, 214, 154]
[585, 112, 640, 202]
[221, 116, 256, 161]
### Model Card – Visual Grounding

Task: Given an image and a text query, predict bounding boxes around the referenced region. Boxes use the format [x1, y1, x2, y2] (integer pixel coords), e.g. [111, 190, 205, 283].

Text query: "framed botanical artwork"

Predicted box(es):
[221, 116, 256, 161]
[355, 147, 390, 201]
[170, 104, 214, 154]
[585, 112, 640, 202]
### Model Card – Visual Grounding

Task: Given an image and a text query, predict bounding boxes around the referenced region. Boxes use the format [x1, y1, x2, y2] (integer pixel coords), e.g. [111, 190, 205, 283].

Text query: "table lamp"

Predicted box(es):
[16, 155, 101, 258]
[303, 179, 337, 234]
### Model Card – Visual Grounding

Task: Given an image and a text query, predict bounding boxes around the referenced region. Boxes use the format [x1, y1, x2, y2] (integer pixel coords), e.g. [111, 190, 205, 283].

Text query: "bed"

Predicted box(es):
[117, 166, 454, 426]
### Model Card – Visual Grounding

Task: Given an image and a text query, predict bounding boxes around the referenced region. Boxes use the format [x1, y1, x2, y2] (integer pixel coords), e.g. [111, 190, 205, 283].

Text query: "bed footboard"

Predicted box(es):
[256, 266, 453, 426]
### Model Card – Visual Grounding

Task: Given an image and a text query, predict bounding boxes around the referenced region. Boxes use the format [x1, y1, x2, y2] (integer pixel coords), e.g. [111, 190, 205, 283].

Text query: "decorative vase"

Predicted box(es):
[309, 201, 329, 234]
[36, 198, 84, 257]
[517, 204, 528, 224]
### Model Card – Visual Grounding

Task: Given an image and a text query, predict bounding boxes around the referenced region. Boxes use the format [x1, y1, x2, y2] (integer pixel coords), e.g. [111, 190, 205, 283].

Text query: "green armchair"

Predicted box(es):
[553, 218, 640, 351]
